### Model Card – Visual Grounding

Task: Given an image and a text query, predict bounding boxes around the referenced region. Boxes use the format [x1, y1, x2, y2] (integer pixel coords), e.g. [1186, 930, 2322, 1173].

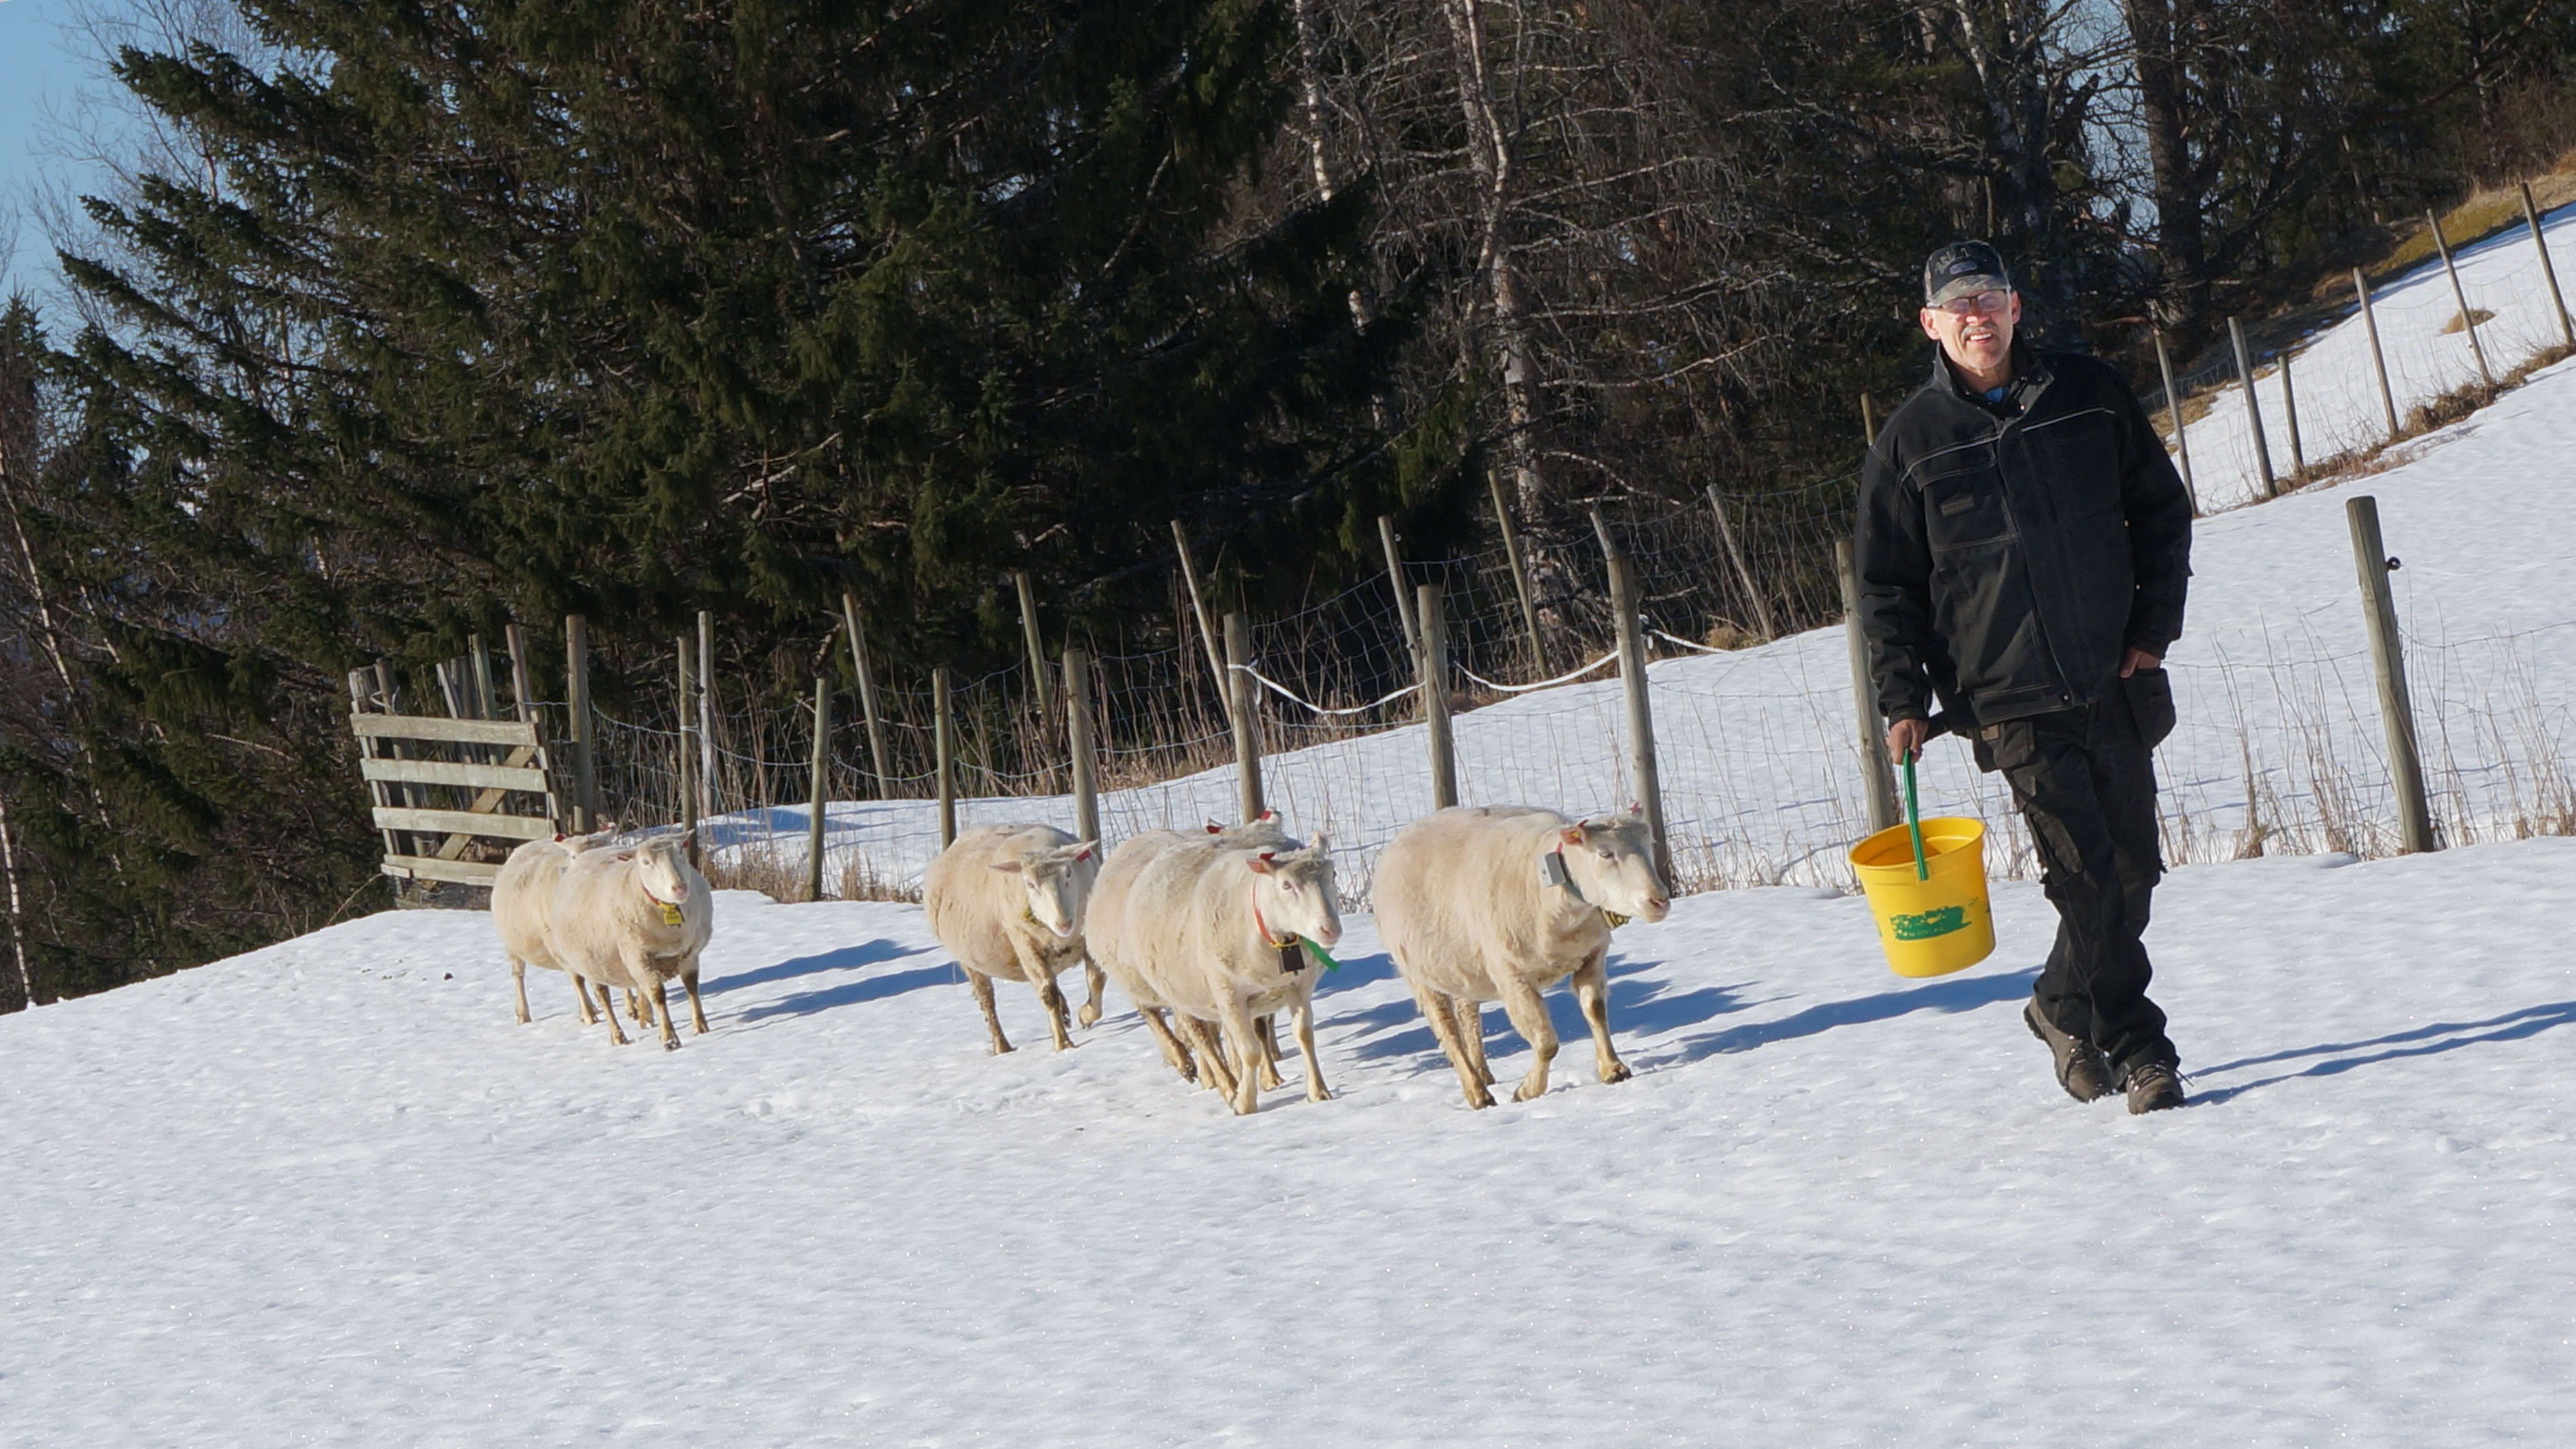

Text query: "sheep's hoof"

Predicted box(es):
[1513, 1078, 1548, 1103]
[1463, 1087, 1494, 1110]
[1077, 1004, 1102, 1027]
[662, 1037, 682, 1053]
[1600, 1060, 1633, 1085]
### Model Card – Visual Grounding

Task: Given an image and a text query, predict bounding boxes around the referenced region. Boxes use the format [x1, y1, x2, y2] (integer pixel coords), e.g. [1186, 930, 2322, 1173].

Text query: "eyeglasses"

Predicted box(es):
[1932, 290, 2012, 317]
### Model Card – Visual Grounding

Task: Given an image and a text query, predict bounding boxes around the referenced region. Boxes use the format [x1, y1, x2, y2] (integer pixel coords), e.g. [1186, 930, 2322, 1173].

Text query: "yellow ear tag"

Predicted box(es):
[657, 901, 684, 926]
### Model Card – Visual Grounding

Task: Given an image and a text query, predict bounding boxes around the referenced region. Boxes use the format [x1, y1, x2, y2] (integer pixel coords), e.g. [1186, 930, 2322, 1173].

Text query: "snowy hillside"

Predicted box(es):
[5, 840, 2573, 1444]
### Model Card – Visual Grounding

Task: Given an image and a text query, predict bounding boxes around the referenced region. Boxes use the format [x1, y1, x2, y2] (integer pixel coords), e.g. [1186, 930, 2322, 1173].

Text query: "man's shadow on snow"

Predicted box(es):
[720, 939, 946, 1023]
[1328, 950, 1772, 1073]
[2187, 999, 2576, 1106]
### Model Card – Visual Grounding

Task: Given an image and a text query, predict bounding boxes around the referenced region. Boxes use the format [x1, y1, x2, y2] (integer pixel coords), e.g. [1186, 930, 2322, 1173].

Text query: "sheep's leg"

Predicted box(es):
[625, 988, 648, 1025]
[1180, 1015, 1237, 1098]
[1571, 946, 1631, 1085]
[680, 965, 709, 1035]
[966, 969, 1013, 1054]
[1214, 995, 1267, 1116]
[569, 972, 599, 1025]
[1139, 1006, 1197, 1080]
[1496, 977, 1559, 1102]
[1413, 983, 1493, 1110]
[1256, 1015, 1285, 1091]
[1077, 956, 1105, 1029]
[1292, 995, 1331, 1103]
[650, 978, 682, 1051]
[509, 958, 531, 1025]
[1449, 996, 1494, 1086]
[594, 981, 630, 1046]
[1006, 937, 1075, 1052]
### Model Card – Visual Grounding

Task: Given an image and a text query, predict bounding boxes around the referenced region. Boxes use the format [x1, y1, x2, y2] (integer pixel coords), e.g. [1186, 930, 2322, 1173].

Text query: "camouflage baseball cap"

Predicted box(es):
[1923, 240, 2012, 305]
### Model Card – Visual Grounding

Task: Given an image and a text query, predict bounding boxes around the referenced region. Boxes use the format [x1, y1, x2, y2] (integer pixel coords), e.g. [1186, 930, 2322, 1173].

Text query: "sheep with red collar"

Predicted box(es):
[490, 829, 616, 1027]
[921, 824, 1101, 1055]
[1374, 805, 1669, 1109]
[1111, 829, 1341, 1116]
[548, 831, 715, 1050]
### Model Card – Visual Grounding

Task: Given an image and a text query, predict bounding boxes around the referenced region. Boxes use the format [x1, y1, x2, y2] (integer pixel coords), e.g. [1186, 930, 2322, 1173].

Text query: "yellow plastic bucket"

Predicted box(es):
[1849, 815, 1996, 978]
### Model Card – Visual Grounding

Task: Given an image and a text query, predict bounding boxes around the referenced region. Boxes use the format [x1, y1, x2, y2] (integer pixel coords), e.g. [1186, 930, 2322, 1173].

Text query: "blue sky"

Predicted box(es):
[1, 0, 140, 301]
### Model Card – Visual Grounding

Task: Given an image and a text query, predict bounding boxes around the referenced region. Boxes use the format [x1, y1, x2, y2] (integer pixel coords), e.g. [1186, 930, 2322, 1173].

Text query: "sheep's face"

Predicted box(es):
[635, 836, 695, 907]
[994, 841, 1097, 939]
[1559, 810, 1669, 923]
[1246, 837, 1341, 949]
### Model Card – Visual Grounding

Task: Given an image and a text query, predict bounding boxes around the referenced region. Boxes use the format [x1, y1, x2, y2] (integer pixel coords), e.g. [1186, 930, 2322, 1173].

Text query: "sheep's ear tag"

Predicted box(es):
[1537, 851, 1571, 889]
[656, 901, 684, 926]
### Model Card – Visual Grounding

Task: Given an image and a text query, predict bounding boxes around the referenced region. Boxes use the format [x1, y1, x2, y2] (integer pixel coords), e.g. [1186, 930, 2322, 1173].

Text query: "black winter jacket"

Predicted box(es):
[1855, 345, 2192, 727]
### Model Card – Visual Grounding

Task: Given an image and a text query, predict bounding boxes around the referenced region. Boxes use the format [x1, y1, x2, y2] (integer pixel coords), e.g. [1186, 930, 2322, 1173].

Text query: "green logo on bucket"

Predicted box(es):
[1891, 905, 1969, 941]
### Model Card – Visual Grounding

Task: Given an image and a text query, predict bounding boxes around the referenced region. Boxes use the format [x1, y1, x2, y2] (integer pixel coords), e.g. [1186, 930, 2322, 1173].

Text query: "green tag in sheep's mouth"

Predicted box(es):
[1299, 938, 1341, 972]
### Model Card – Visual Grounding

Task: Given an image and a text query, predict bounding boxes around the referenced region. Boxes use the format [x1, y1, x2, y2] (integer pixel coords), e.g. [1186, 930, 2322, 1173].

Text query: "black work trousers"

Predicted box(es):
[1974, 678, 2178, 1073]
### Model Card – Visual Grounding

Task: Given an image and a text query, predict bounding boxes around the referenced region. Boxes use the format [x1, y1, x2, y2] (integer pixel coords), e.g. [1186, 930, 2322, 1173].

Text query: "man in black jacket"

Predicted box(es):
[1854, 241, 2193, 1114]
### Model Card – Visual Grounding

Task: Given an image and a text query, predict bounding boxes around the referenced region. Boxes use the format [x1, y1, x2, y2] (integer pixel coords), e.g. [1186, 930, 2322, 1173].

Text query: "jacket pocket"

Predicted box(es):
[1917, 456, 2012, 551]
[2122, 667, 2176, 748]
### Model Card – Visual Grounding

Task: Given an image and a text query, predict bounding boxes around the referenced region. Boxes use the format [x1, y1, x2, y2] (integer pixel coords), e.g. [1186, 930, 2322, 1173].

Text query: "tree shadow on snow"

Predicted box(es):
[710, 938, 922, 996]
[1660, 965, 2038, 1065]
[2188, 999, 2576, 1106]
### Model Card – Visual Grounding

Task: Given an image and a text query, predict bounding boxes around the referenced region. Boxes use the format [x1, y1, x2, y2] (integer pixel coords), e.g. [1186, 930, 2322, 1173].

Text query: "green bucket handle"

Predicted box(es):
[1903, 749, 1928, 882]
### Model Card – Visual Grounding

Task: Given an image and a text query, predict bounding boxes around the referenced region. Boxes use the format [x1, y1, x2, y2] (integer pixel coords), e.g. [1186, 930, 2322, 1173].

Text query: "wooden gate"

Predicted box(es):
[348, 671, 561, 889]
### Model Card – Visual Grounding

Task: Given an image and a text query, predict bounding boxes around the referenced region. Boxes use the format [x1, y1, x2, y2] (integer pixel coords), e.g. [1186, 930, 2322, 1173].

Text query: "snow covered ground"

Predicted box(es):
[6, 839, 2573, 1444]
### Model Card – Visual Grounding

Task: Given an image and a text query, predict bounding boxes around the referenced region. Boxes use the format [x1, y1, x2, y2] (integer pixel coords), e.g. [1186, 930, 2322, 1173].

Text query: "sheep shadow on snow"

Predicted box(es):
[1659, 964, 2038, 1066]
[1329, 949, 1770, 1075]
[726, 940, 948, 1023]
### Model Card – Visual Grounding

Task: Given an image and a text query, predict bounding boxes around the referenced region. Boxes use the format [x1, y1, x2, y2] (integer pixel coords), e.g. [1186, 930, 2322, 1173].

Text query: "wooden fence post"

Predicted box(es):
[503, 624, 536, 725]
[1416, 582, 1458, 810]
[1859, 392, 1877, 448]
[2152, 328, 2198, 514]
[837, 590, 893, 800]
[1705, 485, 1778, 640]
[1223, 612, 1265, 822]
[1377, 515, 1420, 659]
[1592, 510, 1671, 882]
[348, 669, 403, 863]
[2229, 316, 2279, 499]
[468, 634, 497, 720]
[2427, 210, 2495, 389]
[565, 615, 597, 833]
[2347, 496, 2437, 855]
[1171, 520, 1231, 720]
[934, 665, 957, 849]
[1013, 569, 1052, 718]
[2280, 351, 2305, 478]
[2355, 269, 2402, 444]
[1065, 645, 1101, 848]
[1837, 539, 1901, 835]
[695, 610, 717, 825]
[1485, 470, 1547, 674]
[806, 676, 831, 901]
[2520, 181, 2574, 350]
[677, 633, 700, 868]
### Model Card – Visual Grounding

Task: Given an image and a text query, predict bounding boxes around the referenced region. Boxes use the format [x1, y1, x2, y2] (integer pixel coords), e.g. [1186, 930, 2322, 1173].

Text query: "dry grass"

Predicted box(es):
[2439, 307, 2498, 335]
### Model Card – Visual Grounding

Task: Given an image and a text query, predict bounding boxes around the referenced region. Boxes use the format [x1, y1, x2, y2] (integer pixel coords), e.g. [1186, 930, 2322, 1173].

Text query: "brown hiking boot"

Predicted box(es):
[2024, 999, 2113, 1103]
[2120, 1059, 2187, 1115]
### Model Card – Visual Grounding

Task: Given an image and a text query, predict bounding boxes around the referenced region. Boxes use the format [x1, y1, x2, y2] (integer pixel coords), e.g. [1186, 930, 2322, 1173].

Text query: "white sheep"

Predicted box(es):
[548, 831, 716, 1049]
[1116, 829, 1342, 1115]
[1080, 829, 1207, 1078]
[1373, 805, 1669, 1108]
[490, 831, 614, 1025]
[920, 824, 1100, 1054]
